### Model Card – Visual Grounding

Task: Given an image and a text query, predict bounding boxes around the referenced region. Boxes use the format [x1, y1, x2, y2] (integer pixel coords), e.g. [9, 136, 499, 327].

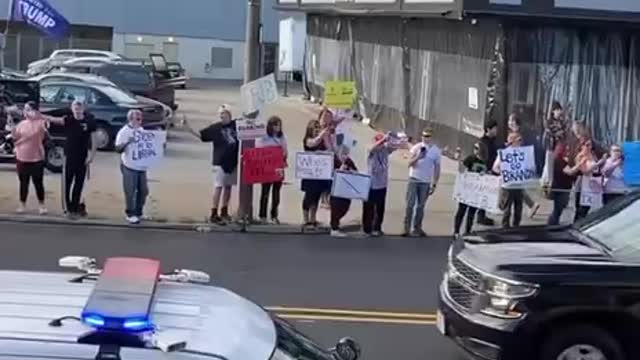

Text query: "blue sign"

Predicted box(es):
[11, 0, 70, 38]
[623, 142, 640, 186]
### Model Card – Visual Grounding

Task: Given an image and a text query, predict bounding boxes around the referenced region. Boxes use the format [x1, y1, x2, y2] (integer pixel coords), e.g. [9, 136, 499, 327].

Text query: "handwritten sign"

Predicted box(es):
[324, 81, 356, 109]
[126, 130, 166, 170]
[623, 142, 640, 186]
[580, 176, 603, 209]
[331, 171, 371, 201]
[498, 145, 537, 188]
[453, 172, 502, 213]
[241, 146, 285, 184]
[236, 116, 267, 140]
[240, 73, 279, 113]
[295, 151, 334, 180]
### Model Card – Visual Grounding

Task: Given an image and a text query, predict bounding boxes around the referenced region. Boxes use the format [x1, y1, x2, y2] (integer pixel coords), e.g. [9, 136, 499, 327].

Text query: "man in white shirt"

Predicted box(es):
[403, 128, 441, 237]
[115, 110, 148, 224]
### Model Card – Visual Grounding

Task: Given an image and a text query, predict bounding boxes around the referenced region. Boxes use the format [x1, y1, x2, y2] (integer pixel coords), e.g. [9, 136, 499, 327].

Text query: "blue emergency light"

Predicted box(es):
[81, 257, 161, 333]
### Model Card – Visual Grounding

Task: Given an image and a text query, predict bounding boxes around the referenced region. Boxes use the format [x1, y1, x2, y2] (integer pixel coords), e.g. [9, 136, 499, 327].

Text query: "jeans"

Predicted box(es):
[547, 191, 570, 226]
[454, 203, 478, 235]
[404, 181, 430, 233]
[362, 187, 387, 234]
[16, 161, 45, 203]
[523, 191, 535, 208]
[259, 181, 282, 219]
[64, 159, 87, 213]
[573, 192, 590, 223]
[121, 164, 148, 217]
[330, 197, 351, 231]
[502, 189, 524, 228]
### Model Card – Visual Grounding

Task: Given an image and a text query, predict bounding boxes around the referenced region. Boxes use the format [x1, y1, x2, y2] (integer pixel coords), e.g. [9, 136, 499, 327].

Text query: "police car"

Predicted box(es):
[0, 256, 361, 360]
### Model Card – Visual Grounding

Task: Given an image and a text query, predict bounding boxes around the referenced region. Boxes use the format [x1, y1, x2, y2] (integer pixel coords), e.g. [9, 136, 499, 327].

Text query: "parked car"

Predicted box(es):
[39, 80, 167, 150]
[27, 49, 122, 76]
[49, 59, 177, 110]
[1, 68, 29, 80]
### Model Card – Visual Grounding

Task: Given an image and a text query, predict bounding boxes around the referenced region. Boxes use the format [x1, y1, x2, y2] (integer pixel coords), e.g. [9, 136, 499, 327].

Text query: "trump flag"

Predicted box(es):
[11, 0, 70, 38]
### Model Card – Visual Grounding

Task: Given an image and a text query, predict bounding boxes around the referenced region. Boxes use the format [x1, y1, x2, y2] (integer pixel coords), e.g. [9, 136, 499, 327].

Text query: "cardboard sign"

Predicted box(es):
[324, 81, 356, 109]
[126, 130, 166, 170]
[240, 73, 279, 113]
[295, 151, 334, 180]
[453, 172, 502, 214]
[241, 146, 285, 184]
[236, 116, 267, 140]
[498, 145, 537, 188]
[580, 176, 604, 209]
[331, 171, 371, 201]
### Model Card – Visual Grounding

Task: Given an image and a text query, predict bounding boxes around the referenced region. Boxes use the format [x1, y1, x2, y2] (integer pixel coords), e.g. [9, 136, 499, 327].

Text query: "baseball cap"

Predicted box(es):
[218, 104, 232, 115]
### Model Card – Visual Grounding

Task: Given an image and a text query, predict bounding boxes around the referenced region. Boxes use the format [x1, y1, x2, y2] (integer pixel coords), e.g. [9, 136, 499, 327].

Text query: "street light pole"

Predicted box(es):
[238, 0, 261, 227]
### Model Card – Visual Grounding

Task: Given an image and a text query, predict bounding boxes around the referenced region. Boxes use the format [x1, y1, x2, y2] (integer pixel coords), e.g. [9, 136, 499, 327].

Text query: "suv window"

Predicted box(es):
[51, 51, 73, 59]
[59, 86, 88, 104]
[77, 52, 107, 58]
[88, 89, 111, 106]
[104, 67, 152, 87]
[40, 85, 61, 103]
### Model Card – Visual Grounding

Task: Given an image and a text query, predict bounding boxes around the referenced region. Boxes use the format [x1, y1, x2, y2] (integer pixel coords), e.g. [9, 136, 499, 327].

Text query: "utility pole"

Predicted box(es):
[238, 0, 261, 227]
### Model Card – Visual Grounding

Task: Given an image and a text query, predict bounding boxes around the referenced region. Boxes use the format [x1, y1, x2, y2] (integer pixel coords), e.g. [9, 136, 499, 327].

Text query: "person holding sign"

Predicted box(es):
[301, 119, 333, 229]
[256, 116, 288, 224]
[183, 105, 239, 225]
[574, 139, 606, 222]
[492, 132, 526, 228]
[330, 145, 358, 237]
[454, 142, 488, 237]
[547, 143, 582, 226]
[602, 144, 627, 205]
[403, 127, 441, 237]
[115, 110, 149, 224]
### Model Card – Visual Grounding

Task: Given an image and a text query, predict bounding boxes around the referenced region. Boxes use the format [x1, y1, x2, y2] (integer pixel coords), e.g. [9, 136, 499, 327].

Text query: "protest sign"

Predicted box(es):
[453, 172, 502, 214]
[126, 130, 166, 170]
[240, 73, 279, 113]
[623, 142, 640, 186]
[498, 145, 537, 188]
[580, 176, 604, 209]
[236, 116, 267, 140]
[324, 81, 356, 109]
[331, 171, 371, 201]
[241, 146, 285, 184]
[295, 152, 334, 180]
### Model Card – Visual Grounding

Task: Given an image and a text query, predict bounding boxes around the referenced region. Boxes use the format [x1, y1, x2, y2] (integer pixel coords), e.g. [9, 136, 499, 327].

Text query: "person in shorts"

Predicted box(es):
[184, 104, 239, 224]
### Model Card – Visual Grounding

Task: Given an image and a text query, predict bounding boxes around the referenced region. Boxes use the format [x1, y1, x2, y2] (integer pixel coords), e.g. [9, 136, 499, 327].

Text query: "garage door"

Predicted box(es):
[162, 42, 179, 63]
[124, 43, 155, 61]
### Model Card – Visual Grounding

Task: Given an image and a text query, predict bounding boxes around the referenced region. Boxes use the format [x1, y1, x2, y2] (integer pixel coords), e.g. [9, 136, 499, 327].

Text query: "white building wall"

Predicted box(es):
[112, 33, 245, 80]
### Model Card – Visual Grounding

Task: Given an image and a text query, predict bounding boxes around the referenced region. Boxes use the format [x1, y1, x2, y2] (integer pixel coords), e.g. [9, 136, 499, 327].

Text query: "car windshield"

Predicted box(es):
[579, 194, 640, 262]
[271, 316, 334, 360]
[95, 85, 138, 104]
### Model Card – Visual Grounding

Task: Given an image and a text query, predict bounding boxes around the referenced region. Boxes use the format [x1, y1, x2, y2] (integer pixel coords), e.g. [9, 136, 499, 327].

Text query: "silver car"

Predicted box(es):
[0, 256, 360, 360]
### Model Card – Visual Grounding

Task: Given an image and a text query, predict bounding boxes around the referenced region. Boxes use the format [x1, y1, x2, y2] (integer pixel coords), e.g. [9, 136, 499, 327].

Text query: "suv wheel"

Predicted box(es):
[44, 141, 64, 173]
[541, 325, 625, 360]
[94, 124, 113, 151]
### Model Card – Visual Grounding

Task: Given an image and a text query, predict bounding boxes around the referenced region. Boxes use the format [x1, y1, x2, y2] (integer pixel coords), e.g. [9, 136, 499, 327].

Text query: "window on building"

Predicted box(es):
[211, 47, 233, 69]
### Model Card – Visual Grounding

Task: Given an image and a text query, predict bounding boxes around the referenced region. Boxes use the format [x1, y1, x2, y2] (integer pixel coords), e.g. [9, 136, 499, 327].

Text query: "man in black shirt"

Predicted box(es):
[49, 100, 97, 217]
[477, 121, 498, 226]
[184, 104, 239, 224]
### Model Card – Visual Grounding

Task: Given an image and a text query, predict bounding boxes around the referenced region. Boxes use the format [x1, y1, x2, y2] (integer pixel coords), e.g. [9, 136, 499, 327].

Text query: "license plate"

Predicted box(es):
[436, 310, 446, 335]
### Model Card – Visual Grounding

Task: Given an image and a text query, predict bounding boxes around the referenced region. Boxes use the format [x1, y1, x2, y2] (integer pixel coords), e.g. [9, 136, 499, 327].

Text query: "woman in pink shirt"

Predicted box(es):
[10, 101, 48, 214]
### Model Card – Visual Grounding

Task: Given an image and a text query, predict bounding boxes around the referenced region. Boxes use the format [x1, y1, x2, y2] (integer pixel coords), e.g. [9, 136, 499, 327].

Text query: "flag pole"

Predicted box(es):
[1, 0, 14, 70]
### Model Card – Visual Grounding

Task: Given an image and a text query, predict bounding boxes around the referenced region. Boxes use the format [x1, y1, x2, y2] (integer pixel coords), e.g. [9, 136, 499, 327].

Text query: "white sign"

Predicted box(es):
[331, 171, 371, 201]
[453, 172, 502, 214]
[498, 145, 537, 188]
[236, 116, 267, 140]
[580, 176, 604, 209]
[126, 130, 166, 170]
[240, 73, 279, 113]
[468, 87, 479, 110]
[295, 151, 334, 180]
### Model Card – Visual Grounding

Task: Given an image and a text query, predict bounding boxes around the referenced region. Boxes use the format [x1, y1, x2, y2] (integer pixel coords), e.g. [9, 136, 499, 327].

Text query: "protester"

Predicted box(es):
[47, 100, 97, 218]
[301, 119, 333, 229]
[453, 142, 488, 237]
[362, 132, 396, 236]
[403, 127, 441, 237]
[602, 144, 626, 205]
[477, 121, 498, 226]
[573, 138, 606, 222]
[184, 104, 239, 224]
[256, 116, 288, 224]
[507, 113, 541, 218]
[542, 101, 568, 189]
[493, 132, 525, 228]
[10, 101, 48, 214]
[318, 108, 337, 209]
[330, 145, 358, 237]
[115, 110, 148, 224]
[547, 143, 582, 226]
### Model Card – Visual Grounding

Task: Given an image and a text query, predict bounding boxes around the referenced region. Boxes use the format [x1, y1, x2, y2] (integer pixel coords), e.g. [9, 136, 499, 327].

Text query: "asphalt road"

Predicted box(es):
[0, 221, 465, 360]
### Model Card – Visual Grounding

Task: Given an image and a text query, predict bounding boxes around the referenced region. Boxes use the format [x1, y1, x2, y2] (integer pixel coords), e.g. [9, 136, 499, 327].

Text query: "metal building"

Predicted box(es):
[0, 0, 281, 79]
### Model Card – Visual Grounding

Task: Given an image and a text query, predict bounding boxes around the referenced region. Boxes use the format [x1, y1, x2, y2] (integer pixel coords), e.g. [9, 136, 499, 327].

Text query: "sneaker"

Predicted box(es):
[271, 218, 281, 225]
[372, 231, 384, 237]
[413, 229, 427, 237]
[529, 203, 541, 218]
[16, 204, 26, 214]
[38, 207, 48, 215]
[126, 216, 140, 224]
[330, 230, 347, 238]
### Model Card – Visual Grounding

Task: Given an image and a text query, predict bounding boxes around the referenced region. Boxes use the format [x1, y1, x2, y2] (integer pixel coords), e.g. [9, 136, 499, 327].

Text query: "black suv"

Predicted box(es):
[438, 194, 640, 360]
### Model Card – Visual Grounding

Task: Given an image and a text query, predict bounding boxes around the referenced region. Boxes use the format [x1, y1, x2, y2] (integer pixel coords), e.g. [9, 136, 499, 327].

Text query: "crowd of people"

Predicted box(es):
[4, 98, 630, 235]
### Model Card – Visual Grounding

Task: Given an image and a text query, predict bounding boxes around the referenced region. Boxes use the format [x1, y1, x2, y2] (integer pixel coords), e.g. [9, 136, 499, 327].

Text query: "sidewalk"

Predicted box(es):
[0, 81, 562, 235]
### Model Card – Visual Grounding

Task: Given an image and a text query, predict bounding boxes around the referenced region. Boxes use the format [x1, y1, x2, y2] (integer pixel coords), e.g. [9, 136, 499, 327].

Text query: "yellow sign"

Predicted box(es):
[324, 81, 356, 109]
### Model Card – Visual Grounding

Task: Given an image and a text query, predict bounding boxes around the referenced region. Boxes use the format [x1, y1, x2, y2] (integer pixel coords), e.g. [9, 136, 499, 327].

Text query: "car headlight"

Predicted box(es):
[481, 278, 538, 319]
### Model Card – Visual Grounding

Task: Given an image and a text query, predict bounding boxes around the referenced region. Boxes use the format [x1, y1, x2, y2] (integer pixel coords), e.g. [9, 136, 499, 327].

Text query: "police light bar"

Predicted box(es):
[81, 257, 160, 332]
